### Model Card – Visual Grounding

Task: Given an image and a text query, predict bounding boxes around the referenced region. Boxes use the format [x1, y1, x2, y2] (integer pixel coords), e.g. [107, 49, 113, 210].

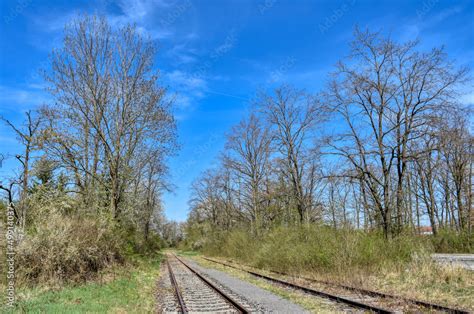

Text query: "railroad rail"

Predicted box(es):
[166, 259, 186, 312]
[202, 256, 470, 314]
[167, 254, 249, 313]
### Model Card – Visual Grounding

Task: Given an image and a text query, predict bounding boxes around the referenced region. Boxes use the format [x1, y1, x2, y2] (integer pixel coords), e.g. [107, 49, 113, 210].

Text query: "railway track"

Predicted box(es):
[202, 256, 470, 314]
[166, 254, 250, 313]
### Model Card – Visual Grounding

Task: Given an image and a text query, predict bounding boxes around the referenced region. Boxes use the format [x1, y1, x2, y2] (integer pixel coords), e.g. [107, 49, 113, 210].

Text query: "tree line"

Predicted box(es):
[187, 29, 472, 239]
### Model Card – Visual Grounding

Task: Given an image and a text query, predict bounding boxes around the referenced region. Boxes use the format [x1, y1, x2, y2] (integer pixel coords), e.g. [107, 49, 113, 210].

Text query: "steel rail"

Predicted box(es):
[173, 254, 249, 314]
[167, 259, 187, 313]
[201, 257, 390, 313]
[203, 256, 470, 314]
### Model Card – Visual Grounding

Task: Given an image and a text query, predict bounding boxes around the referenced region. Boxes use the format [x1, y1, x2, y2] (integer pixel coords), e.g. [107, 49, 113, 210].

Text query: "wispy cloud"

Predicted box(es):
[401, 4, 464, 40]
[39, 11, 78, 33]
[106, 0, 173, 39]
[167, 42, 199, 64]
[0, 85, 50, 113]
[167, 70, 207, 92]
[117, 0, 171, 20]
[32, 0, 193, 43]
[108, 0, 195, 40]
[422, 5, 463, 26]
[165, 70, 208, 110]
[460, 91, 474, 106]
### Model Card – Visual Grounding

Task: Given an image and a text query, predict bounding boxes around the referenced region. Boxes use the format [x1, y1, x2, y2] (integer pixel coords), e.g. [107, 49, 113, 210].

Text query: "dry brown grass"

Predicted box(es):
[231, 253, 474, 311]
[368, 258, 474, 310]
[15, 212, 123, 287]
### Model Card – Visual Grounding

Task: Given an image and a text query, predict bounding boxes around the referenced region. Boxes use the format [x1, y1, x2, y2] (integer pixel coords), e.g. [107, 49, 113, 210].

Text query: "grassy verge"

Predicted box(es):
[2, 253, 162, 313]
[207, 252, 473, 311]
[176, 250, 199, 257]
[367, 258, 473, 310]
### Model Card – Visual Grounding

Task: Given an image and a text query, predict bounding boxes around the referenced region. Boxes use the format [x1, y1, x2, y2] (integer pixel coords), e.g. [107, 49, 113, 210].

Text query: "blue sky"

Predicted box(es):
[0, 0, 473, 222]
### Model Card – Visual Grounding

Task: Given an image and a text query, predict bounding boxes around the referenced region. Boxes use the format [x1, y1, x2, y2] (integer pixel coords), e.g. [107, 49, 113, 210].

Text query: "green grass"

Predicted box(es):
[2, 253, 162, 313]
[177, 250, 200, 257]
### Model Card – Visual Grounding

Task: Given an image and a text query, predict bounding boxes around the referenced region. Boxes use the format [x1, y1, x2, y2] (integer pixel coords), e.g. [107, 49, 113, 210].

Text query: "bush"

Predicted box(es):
[200, 225, 435, 276]
[16, 212, 123, 286]
[432, 228, 474, 253]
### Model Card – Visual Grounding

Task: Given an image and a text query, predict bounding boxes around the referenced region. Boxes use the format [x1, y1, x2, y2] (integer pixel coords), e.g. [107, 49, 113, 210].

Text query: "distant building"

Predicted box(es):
[418, 226, 433, 235]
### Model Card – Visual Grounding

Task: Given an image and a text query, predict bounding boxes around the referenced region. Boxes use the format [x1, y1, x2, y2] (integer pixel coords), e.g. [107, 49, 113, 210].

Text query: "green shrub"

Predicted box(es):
[432, 228, 473, 253]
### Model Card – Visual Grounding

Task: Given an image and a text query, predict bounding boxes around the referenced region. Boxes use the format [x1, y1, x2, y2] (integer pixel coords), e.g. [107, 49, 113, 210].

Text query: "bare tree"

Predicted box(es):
[42, 15, 177, 219]
[1, 111, 42, 199]
[324, 28, 468, 237]
[258, 86, 322, 223]
[438, 109, 473, 231]
[223, 113, 272, 232]
[1, 111, 43, 228]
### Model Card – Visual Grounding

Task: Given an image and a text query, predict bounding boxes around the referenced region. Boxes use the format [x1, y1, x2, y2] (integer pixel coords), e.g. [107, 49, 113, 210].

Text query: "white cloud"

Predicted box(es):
[167, 42, 198, 64]
[401, 5, 464, 40]
[33, 0, 187, 42]
[164, 70, 208, 110]
[134, 25, 173, 40]
[426, 5, 463, 26]
[173, 94, 193, 110]
[116, 0, 171, 20]
[109, 0, 184, 40]
[38, 11, 79, 33]
[167, 70, 207, 91]
[0, 85, 51, 112]
[460, 92, 474, 105]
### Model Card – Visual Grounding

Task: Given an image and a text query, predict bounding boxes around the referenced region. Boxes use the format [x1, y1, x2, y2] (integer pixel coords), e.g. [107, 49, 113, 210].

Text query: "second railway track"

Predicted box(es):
[202, 256, 470, 314]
